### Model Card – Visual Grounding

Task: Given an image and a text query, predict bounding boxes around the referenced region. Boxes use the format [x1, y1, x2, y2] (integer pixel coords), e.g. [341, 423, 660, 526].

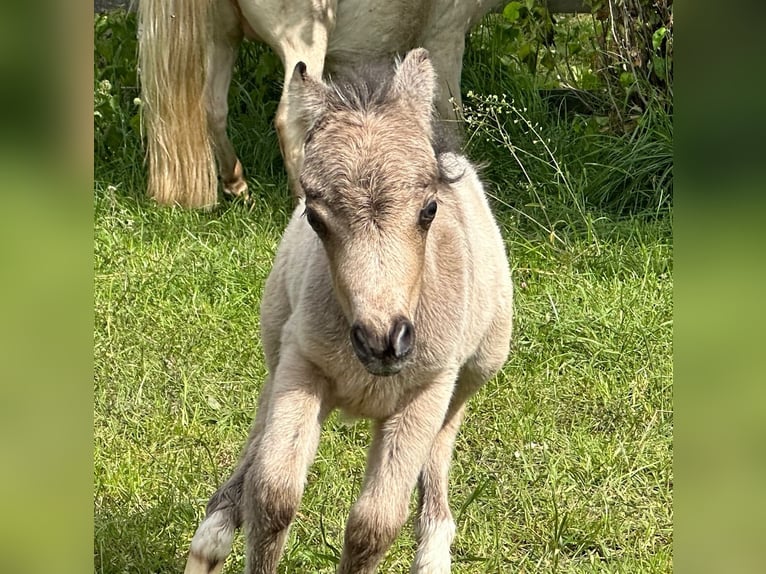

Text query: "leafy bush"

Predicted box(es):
[590, 0, 673, 111]
[468, 1, 672, 121]
[461, 1, 672, 219]
[94, 11, 142, 162]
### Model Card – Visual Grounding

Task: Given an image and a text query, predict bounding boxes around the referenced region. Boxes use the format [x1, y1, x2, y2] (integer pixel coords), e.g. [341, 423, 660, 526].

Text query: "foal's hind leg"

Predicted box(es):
[184, 377, 276, 574]
[206, 0, 248, 200]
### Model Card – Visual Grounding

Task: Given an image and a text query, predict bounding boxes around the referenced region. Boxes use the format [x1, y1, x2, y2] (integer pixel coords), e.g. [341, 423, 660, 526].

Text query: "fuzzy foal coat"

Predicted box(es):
[183, 49, 513, 574]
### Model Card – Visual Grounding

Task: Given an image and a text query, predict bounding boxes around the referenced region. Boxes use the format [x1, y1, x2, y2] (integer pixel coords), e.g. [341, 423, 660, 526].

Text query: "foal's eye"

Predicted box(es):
[419, 200, 438, 230]
[305, 207, 327, 237]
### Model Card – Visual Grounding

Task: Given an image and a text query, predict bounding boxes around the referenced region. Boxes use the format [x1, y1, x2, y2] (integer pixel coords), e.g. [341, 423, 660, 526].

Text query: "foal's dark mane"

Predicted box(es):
[324, 62, 397, 115]
[316, 60, 463, 186]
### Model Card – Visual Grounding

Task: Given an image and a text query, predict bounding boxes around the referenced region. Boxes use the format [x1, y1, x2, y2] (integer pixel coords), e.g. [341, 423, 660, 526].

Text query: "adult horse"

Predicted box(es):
[138, 0, 502, 208]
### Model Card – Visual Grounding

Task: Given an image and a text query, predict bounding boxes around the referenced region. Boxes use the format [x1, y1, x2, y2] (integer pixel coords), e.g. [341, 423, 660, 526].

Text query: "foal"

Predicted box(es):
[183, 49, 513, 574]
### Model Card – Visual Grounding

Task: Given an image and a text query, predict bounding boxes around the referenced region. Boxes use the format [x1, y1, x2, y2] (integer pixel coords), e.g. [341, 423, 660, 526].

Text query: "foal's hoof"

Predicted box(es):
[183, 551, 224, 574]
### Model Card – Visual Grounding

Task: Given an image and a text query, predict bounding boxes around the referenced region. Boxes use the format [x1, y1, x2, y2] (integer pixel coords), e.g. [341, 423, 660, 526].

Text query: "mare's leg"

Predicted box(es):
[338, 371, 458, 574]
[421, 0, 501, 121]
[237, 0, 337, 198]
[206, 0, 247, 199]
[241, 346, 331, 574]
[420, 34, 465, 122]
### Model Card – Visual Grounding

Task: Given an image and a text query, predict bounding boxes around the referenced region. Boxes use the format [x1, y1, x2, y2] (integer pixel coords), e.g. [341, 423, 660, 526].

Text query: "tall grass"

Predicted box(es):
[94, 7, 672, 573]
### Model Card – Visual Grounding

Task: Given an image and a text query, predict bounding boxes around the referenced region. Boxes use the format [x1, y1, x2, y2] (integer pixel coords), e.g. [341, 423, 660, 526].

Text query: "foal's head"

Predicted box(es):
[290, 49, 447, 376]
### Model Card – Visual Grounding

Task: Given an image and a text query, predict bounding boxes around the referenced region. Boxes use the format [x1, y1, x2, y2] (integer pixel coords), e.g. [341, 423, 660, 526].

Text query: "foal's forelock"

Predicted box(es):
[303, 115, 438, 214]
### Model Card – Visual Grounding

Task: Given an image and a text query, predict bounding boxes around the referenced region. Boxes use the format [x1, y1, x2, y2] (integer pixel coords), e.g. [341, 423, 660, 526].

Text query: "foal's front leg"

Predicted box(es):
[338, 373, 457, 574]
[411, 402, 467, 574]
[412, 355, 509, 573]
[242, 347, 330, 574]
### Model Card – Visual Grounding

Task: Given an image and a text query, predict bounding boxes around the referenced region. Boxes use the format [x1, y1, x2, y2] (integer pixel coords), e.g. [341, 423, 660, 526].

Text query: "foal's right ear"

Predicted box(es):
[392, 48, 436, 129]
[289, 62, 328, 130]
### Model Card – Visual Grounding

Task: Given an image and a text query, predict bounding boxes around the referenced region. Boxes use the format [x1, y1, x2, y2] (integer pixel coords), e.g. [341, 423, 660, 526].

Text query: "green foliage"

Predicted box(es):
[588, 0, 673, 115]
[469, 1, 673, 124]
[498, 1, 556, 75]
[467, 4, 556, 85]
[462, 4, 673, 218]
[94, 11, 142, 162]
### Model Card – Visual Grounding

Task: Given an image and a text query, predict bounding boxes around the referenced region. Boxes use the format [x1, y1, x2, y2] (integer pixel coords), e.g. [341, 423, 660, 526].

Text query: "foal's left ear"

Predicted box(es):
[289, 62, 328, 130]
[393, 48, 436, 128]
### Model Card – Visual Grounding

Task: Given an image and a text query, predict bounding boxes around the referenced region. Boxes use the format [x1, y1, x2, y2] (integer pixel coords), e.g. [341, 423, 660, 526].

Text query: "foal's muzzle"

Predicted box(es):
[350, 316, 415, 376]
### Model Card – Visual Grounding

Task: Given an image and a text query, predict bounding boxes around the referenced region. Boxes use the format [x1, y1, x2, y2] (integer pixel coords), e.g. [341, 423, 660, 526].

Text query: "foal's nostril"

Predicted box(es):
[389, 317, 415, 360]
[350, 322, 372, 361]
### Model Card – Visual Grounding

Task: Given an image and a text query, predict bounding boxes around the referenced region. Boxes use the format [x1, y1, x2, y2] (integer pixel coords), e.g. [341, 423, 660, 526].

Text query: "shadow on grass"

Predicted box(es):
[94, 496, 199, 574]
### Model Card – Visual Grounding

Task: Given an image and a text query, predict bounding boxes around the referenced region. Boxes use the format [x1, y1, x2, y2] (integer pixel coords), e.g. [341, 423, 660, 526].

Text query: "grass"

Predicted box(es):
[94, 9, 672, 574]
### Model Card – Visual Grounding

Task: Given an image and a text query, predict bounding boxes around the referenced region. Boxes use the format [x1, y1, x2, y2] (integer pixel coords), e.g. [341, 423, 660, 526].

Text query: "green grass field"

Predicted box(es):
[94, 10, 672, 574]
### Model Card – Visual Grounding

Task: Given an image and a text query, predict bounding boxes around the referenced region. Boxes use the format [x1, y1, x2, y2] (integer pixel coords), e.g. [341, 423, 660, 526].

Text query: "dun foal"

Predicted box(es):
[184, 49, 513, 574]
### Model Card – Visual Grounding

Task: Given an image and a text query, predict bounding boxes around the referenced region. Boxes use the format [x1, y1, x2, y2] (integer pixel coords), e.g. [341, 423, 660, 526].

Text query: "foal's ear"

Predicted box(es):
[289, 62, 328, 130]
[393, 48, 436, 127]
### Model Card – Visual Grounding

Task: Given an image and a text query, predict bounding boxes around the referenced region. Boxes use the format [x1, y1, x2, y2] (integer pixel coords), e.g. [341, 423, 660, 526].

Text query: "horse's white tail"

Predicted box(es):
[138, 0, 218, 208]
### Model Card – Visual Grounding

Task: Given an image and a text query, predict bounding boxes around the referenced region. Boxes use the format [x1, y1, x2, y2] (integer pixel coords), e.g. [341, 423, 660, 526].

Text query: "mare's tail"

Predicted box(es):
[138, 0, 218, 208]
